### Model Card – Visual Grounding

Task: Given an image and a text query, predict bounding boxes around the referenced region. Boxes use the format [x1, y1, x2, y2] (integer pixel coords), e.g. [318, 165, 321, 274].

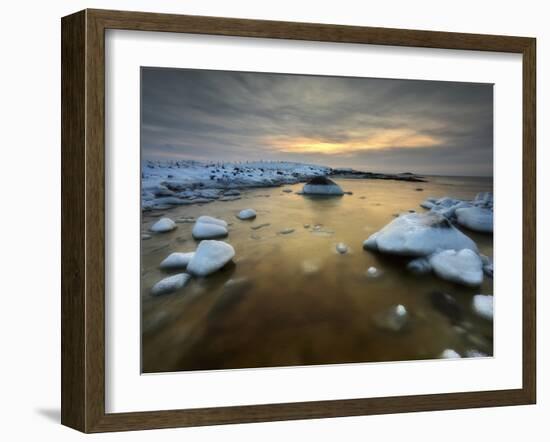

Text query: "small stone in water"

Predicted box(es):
[303, 224, 310, 228]
[279, 228, 295, 235]
[150, 273, 190, 296]
[282, 188, 293, 193]
[336, 242, 348, 254]
[237, 208, 257, 220]
[373, 304, 409, 332]
[367, 266, 381, 277]
[141, 234, 152, 240]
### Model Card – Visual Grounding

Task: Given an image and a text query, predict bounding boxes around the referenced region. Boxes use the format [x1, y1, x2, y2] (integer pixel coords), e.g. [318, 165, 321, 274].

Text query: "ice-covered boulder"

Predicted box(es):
[363, 213, 478, 257]
[159, 252, 195, 270]
[150, 273, 190, 296]
[302, 176, 344, 196]
[150, 217, 177, 233]
[192, 222, 228, 239]
[187, 240, 235, 277]
[472, 294, 493, 320]
[429, 249, 483, 286]
[237, 209, 257, 220]
[456, 207, 493, 233]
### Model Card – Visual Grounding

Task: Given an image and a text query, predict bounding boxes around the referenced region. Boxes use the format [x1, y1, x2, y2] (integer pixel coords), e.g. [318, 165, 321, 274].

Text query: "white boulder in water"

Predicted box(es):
[429, 249, 483, 287]
[472, 294, 494, 320]
[150, 273, 190, 296]
[159, 252, 195, 270]
[456, 207, 493, 233]
[192, 216, 229, 239]
[187, 240, 235, 277]
[302, 176, 344, 196]
[237, 209, 257, 220]
[150, 217, 177, 233]
[364, 213, 477, 257]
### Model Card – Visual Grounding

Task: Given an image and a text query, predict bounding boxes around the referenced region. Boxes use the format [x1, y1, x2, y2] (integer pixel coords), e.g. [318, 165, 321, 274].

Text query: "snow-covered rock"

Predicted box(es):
[149, 217, 177, 233]
[237, 209, 257, 220]
[456, 207, 493, 233]
[159, 252, 195, 270]
[192, 222, 228, 239]
[150, 273, 191, 296]
[187, 240, 235, 277]
[429, 249, 483, 286]
[363, 213, 478, 257]
[302, 176, 344, 196]
[472, 294, 493, 320]
[407, 257, 432, 275]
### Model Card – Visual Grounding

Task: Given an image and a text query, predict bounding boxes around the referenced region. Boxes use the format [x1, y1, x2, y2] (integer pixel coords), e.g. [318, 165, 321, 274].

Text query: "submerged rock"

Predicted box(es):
[150, 273, 190, 296]
[237, 208, 257, 220]
[150, 217, 177, 233]
[456, 207, 493, 233]
[279, 228, 295, 235]
[282, 188, 293, 193]
[373, 304, 409, 332]
[429, 249, 483, 286]
[159, 252, 195, 270]
[472, 294, 494, 320]
[430, 291, 463, 321]
[187, 240, 235, 277]
[302, 176, 344, 196]
[363, 213, 477, 257]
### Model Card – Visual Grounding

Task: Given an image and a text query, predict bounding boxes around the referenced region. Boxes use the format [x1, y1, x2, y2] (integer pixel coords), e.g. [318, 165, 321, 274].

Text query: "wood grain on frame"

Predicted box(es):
[61, 8, 536, 433]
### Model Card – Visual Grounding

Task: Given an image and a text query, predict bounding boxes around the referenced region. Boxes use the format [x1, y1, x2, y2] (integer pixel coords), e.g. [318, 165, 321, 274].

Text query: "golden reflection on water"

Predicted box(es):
[141, 177, 493, 373]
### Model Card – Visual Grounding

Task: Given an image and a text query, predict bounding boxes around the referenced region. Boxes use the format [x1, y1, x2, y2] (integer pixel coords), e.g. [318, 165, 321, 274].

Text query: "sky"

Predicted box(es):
[141, 67, 493, 176]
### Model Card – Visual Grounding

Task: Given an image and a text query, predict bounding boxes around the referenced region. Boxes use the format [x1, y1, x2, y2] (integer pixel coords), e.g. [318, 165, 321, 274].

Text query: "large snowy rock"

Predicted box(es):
[187, 240, 235, 277]
[237, 209, 257, 220]
[456, 207, 493, 233]
[302, 176, 344, 196]
[363, 213, 478, 257]
[150, 273, 190, 296]
[429, 249, 483, 286]
[149, 217, 177, 233]
[159, 252, 195, 270]
[472, 294, 493, 320]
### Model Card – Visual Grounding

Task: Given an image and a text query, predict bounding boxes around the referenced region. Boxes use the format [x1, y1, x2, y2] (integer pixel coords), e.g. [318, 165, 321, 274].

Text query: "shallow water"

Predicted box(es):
[141, 176, 493, 373]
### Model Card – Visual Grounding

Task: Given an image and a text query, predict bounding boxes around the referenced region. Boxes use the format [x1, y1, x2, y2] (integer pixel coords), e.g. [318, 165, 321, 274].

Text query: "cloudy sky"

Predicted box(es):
[141, 67, 493, 176]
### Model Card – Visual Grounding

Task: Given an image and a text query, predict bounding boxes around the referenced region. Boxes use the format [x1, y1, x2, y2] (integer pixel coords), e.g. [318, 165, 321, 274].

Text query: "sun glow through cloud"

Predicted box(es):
[268, 129, 442, 155]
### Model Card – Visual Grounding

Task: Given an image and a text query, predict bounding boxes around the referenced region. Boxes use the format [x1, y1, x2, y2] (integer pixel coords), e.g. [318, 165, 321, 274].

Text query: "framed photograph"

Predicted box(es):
[61, 9, 536, 433]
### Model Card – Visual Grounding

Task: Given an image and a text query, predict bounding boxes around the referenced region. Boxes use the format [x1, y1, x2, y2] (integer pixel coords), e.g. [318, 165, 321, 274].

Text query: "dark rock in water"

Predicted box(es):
[429, 291, 463, 322]
[302, 176, 344, 196]
[415, 188, 424, 191]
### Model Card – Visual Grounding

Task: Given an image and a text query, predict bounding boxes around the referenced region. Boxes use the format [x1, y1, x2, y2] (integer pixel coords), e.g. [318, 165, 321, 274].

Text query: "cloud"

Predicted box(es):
[141, 67, 493, 176]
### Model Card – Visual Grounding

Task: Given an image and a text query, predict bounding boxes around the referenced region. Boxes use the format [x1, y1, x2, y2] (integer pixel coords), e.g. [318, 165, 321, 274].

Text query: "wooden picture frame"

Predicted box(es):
[61, 8, 536, 433]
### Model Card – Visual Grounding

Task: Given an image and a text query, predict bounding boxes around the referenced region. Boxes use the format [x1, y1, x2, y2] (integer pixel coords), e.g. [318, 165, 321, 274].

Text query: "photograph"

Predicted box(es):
[140, 67, 494, 373]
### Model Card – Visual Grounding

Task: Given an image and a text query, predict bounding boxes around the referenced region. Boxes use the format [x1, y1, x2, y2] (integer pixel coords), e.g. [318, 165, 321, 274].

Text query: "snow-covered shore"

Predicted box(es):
[141, 160, 426, 211]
